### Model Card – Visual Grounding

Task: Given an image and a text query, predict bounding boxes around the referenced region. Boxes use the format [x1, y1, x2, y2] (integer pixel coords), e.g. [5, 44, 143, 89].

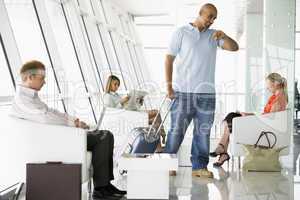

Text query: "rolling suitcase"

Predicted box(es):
[122, 96, 174, 154]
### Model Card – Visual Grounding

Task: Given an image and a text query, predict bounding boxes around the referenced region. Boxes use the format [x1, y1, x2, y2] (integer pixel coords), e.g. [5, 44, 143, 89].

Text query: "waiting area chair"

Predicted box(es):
[0, 107, 92, 194]
[230, 110, 292, 168]
[0, 105, 148, 195]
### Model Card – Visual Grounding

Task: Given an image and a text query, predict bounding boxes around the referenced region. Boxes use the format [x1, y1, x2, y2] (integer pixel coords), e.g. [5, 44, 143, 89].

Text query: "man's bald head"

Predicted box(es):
[193, 3, 217, 31]
[199, 3, 217, 16]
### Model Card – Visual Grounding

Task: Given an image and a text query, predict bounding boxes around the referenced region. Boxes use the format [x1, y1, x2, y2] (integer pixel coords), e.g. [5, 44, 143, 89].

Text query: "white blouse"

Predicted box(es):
[103, 92, 123, 108]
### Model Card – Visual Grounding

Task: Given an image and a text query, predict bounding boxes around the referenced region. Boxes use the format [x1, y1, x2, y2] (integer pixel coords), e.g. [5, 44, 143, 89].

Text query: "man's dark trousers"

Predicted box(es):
[87, 130, 114, 188]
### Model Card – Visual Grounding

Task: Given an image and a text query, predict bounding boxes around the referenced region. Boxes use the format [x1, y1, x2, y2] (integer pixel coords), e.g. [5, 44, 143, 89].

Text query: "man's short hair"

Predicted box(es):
[199, 3, 217, 15]
[20, 60, 46, 81]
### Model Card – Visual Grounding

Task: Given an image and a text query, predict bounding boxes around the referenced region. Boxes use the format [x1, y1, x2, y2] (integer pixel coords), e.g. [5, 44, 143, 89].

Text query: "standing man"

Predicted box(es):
[164, 3, 239, 178]
[10, 60, 126, 199]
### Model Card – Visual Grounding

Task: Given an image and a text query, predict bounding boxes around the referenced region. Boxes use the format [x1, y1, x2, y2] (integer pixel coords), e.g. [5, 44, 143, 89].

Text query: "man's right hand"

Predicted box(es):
[74, 119, 90, 129]
[167, 88, 175, 99]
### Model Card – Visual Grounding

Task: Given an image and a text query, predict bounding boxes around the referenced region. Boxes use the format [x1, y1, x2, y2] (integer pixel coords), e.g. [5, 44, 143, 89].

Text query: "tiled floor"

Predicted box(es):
[80, 158, 294, 200]
[170, 166, 293, 200]
[16, 134, 298, 200]
[17, 164, 294, 200]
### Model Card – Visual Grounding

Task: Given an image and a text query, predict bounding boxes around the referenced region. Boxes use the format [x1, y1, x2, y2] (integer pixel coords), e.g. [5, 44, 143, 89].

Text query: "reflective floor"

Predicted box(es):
[169, 166, 293, 200]
[88, 159, 293, 200]
[16, 159, 294, 200]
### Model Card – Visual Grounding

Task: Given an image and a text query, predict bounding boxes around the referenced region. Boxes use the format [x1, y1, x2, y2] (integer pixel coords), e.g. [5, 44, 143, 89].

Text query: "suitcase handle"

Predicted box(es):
[147, 95, 175, 137]
[46, 161, 63, 164]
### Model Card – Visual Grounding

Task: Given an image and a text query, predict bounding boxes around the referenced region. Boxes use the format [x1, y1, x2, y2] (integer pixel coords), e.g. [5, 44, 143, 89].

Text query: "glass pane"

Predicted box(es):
[296, 50, 300, 82]
[296, 33, 300, 48]
[95, 0, 120, 73]
[134, 15, 175, 25]
[136, 25, 175, 47]
[44, 0, 94, 121]
[215, 50, 244, 93]
[0, 37, 15, 97]
[144, 48, 165, 88]
[4, 0, 62, 110]
[86, 0, 111, 84]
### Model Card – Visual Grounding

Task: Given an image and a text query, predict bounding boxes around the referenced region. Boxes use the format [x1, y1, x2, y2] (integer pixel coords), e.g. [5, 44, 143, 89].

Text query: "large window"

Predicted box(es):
[44, 0, 98, 123]
[0, 34, 15, 97]
[4, 1, 59, 99]
[135, 16, 175, 89]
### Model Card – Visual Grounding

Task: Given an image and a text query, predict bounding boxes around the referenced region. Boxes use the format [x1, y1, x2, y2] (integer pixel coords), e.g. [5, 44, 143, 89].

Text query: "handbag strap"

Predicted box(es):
[254, 131, 277, 148]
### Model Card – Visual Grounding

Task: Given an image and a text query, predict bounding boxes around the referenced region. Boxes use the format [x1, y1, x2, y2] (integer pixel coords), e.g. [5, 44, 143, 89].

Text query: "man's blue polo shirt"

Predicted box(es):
[167, 23, 224, 94]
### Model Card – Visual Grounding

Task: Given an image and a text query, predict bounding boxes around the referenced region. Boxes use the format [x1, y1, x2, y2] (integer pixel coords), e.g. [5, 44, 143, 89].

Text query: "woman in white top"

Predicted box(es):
[103, 75, 166, 152]
[103, 75, 130, 108]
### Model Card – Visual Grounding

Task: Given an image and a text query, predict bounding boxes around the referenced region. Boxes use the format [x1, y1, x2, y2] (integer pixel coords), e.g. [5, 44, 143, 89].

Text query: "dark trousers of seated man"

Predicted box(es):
[87, 130, 114, 188]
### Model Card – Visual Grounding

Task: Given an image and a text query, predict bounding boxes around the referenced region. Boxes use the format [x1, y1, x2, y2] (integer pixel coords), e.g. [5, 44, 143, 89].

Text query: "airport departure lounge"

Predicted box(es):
[0, 0, 299, 199]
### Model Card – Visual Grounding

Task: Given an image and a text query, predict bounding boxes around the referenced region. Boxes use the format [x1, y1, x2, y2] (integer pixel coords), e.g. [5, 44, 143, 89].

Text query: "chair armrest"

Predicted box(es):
[101, 107, 149, 145]
[230, 110, 292, 156]
[0, 116, 87, 185]
[101, 107, 149, 163]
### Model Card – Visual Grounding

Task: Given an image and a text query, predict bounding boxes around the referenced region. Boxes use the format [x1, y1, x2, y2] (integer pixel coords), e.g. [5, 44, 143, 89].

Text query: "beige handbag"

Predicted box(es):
[241, 131, 287, 172]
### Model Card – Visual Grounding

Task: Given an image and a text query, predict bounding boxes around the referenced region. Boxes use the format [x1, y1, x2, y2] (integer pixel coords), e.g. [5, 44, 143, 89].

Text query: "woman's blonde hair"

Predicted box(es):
[105, 75, 120, 93]
[266, 72, 288, 102]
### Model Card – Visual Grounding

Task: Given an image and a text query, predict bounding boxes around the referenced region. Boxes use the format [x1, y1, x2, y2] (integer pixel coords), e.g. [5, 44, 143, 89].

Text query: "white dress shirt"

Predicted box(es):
[10, 85, 76, 127]
[103, 92, 123, 108]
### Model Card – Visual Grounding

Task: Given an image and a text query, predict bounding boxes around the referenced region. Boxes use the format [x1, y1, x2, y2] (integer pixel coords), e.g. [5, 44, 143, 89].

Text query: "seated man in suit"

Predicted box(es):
[10, 60, 126, 200]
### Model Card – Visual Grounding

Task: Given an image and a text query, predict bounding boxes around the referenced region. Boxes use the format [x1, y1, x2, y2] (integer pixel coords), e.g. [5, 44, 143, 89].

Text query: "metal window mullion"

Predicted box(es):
[129, 19, 154, 108]
[0, 1, 22, 87]
[32, 0, 67, 113]
[0, 33, 16, 89]
[127, 20, 147, 83]
[77, 0, 105, 91]
[126, 41, 141, 87]
[99, 0, 127, 90]
[129, 20, 149, 86]
[72, 0, 102, 94]
[132, 44, 153, 109]
[133, 45, 147, 84]
[123, 18, 148, 88]
[96, 24, 113, 73]
[61, 2, 97, 123]
[118, 16, 141, 88]
[89, 0, 113, 74]
[110, 32, 128, 90]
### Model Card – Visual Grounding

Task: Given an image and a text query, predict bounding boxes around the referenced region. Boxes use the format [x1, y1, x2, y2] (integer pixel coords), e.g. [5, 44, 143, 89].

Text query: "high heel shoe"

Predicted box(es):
[213, 153, 230, 167]
[209, 143, 225, 157]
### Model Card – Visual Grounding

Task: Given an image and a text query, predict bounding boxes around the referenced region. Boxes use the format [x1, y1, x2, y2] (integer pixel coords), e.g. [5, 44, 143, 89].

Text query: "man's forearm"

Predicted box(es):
[165, 63, 173, 90]
[223, 35, 239, 51]
[165, 55, 174, 90]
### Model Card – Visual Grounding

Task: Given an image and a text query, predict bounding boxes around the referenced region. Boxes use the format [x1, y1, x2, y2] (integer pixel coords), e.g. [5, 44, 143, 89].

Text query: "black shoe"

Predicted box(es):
[92, 188, 122, 200]
[106, 183, 127, 196]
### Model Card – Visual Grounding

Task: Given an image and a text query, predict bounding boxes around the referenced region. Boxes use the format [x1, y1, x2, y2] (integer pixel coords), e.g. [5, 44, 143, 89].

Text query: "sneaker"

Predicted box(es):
[192, 168, 214, 178]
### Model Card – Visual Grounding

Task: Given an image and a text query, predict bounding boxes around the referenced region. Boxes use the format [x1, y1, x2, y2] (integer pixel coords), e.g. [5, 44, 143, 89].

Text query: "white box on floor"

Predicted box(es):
[118, 153, 178, 199]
